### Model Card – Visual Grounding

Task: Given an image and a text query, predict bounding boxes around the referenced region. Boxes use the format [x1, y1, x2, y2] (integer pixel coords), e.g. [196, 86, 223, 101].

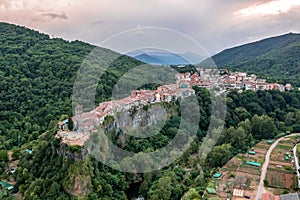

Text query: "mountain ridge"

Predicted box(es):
[131, 51, 205, 65]
[201, 32, 300, 67]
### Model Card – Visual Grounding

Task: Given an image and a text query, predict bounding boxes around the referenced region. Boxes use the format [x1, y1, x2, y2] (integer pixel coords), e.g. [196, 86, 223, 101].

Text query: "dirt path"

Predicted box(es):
[293, 144, 300, 188]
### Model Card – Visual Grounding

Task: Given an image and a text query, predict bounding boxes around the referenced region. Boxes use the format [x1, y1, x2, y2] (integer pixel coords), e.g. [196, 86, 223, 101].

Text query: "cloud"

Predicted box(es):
[90, 20, 103, 26]
[0, 4, 5, 11]
[234, 0, 300, 16]
[41, 12, 68, 20]
[0, 0, 299, 54]
[0, 0, 24, 10]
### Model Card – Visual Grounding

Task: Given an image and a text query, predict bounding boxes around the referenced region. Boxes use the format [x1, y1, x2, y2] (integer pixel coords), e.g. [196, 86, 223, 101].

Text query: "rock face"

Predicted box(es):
[117, 104, 167, 130]
[62, 160, 91, 197]
[104, 104, 169, 140]
[65, 175, 91, 197]
[58, 103, 170, 159]
[99, 103, 171, 148]
[56, 144, 89, 161]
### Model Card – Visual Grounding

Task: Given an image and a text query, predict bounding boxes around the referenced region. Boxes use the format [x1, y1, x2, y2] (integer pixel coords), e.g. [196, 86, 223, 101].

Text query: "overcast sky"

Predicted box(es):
[1, 0, 300, 55]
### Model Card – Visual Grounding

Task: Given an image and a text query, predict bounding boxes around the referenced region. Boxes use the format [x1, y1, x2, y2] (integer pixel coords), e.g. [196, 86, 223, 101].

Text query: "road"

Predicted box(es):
[293, 144, 300, 188]
[255, 133, 300, 200]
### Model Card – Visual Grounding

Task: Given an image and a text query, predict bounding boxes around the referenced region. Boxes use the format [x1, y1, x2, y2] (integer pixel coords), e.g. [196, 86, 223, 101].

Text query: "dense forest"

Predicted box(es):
[201, 33, 300, 86]
[0, 23, 300, 199]
[0, 22, 143, 149]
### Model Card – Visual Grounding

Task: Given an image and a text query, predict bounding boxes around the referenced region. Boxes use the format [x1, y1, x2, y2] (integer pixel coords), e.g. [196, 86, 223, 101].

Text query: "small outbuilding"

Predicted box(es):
[285, 156, 290, 161]
[0, 181, 14, 191]
[246, 161, 261, 167]
[25, 149, 33, 154]
[206, 187, 217, 195]
[213, 173, 222, 179]
[267, 140, 273, 144]
[233, 189, 244, 197]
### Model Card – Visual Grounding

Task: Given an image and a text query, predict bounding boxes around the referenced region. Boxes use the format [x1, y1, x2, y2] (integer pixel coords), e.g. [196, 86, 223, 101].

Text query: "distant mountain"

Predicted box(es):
[134, 53, 164, 64]
[201, 33, 300, 86]
[132, 51, 204, 65]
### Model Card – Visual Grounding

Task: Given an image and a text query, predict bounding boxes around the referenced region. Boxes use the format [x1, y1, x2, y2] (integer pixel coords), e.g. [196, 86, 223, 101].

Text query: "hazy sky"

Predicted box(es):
[1, 0, 300, 54]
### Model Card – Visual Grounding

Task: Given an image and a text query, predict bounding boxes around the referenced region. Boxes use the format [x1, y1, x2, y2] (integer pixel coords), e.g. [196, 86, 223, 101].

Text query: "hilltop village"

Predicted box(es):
[189, 68, 292, 92]
[56, 68, 293, 146]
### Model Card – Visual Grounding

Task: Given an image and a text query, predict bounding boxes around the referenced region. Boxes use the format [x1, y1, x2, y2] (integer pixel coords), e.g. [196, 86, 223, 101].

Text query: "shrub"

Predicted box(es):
[263, 179, 268, 186]
[284, 166, 292, 170]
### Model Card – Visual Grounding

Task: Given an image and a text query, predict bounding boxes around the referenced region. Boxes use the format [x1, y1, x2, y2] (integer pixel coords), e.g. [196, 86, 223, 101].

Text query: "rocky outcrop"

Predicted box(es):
[57, 103, 172, 161]
[105, 103, 169, 138]
[55, 143, 89, 161]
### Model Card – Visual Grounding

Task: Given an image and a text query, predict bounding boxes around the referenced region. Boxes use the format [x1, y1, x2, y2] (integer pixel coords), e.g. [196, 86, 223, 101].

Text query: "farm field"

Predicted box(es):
[265, 136, 299, 194]
[214, 140, 272, 199]
[212, 135, 300, 199]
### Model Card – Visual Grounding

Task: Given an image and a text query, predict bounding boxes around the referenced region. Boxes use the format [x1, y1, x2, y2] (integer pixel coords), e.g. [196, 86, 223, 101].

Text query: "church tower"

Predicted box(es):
[75, 104, 83, 132]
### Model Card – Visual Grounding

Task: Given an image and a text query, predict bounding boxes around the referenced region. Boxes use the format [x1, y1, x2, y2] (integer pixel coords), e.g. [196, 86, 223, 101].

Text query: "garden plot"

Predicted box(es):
[265, 169, 295, 189]
[265, 136, 298, 193]
[222, 155, 242, 172]
[237, 162, 260, 173]
[214, 141, 269, 199]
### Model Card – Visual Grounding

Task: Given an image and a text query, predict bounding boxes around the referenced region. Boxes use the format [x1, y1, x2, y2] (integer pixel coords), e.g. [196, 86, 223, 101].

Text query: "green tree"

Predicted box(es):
[0, 150, 9, 162]
[260, 115, 277, 139]
[139, 173, 152, 196]
[149, 176, 173, 200]
[285, 112, 295, 126]
[67, 113, 73, 131]
[12, 147, 21, 160]
[233, 127, 247, 150]
[251, 115, 262, 139]
[207, 144, 233, 167]
[183, 188, 201, 200]
[295, 110, 300, 124]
